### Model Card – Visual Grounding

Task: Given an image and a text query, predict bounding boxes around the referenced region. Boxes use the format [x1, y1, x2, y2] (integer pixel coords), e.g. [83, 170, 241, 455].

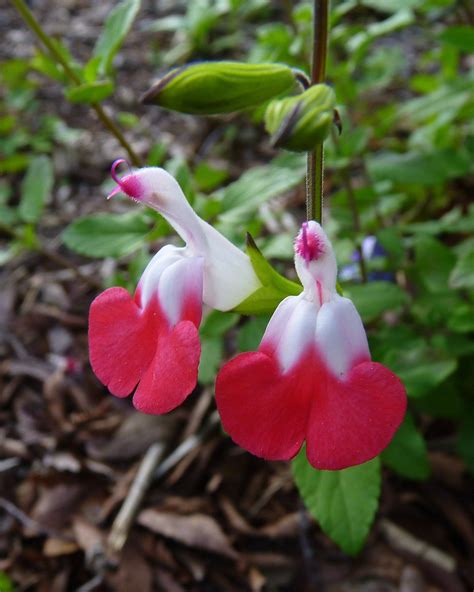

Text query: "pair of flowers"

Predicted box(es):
[89, 162, 406, 470]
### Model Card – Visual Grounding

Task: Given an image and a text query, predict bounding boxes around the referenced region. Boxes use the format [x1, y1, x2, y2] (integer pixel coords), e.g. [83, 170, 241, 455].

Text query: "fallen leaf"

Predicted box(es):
[43, 537, 79, 557]
[138, 509, 238, 559]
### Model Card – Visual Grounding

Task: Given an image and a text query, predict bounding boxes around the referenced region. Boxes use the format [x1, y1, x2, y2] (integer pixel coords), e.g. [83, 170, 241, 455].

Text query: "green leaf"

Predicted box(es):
[383, 344, 457, 398]
[344, 282, 408, 323]
[92, 0, 141, 76]
[216, 153, 306, 224]
[237, 315, 271, 351]
[367, 149, 471, 186]
[198, 311, 238, 384]
[0, 571, 14, 592]
[450, 248, 474, 290]
[414, 236, 456, 293]
[194, 162, 229, 192]
[439, 26, 474, 52]
[0, 205, 20, 226]
[141, 61, 297, 115]
[63, 212, 149, 258]
[382, 413, 430, 480]
[448, 304, 474, 333]
[293, 452, 381, 555]
[65, 80, 114, 104]
[200, 310, 239, 337]
[233, 234, 302, 315]
[199, 337, 223, 385]
[19, 155, 54, 223]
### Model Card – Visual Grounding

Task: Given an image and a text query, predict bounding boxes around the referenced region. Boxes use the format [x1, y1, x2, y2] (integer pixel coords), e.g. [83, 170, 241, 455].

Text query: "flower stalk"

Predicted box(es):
[306, 0, 330, 223]
[10, 0, 142, 167]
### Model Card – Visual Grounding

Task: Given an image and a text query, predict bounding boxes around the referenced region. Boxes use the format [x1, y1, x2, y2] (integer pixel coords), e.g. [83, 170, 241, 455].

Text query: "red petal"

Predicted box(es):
[133, 320, 201, 414]
[306, 361, 407, 470]
[89, 287, 160, 397]
[216, 349, 406, 469]
[215, 352, 310, 460]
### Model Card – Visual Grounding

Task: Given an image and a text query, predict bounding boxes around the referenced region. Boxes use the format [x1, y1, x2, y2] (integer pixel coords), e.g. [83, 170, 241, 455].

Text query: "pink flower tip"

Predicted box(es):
[107, 158, 143, 201]
[295, 222, 325, 262]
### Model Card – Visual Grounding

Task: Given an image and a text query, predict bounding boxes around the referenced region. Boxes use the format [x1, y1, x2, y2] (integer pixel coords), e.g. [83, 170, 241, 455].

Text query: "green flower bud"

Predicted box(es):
[264, 84, 336, 152]
[141, 61, 297, 115]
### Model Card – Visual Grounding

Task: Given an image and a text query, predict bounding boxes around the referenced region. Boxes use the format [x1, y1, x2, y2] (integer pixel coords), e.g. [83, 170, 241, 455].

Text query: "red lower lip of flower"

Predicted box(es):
[88, 287, 201, 414]
[216, 346, 406, 470]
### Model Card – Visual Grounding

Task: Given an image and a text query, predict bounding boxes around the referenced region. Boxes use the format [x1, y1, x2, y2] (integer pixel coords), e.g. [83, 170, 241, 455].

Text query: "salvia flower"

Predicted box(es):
[215, 221, 406, 470]
[89, 160, 260, 414]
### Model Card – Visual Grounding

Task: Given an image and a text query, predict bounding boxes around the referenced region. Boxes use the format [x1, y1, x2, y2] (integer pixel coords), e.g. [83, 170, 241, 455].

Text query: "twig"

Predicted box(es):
[107, 411, 220, 555]
[9, 0, 141, 167]
[380, 519, 456, 573]
[154, 410, 220, 480]
[107, 442, 166, 555]
[0, 497, 73, 541]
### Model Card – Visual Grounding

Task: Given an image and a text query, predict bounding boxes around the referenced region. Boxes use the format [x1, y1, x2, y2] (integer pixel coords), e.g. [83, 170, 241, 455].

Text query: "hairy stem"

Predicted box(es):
[10, 0, 142, 167]
[307, 0, 329, 223]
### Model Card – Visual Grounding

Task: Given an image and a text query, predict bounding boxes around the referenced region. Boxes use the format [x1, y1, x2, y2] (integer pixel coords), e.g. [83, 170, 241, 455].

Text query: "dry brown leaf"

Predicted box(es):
[43, 537, 79, 557]
[86, 413, 177, 462]
[31, 483, 85, 531]
[108, 542, 153, 592]
[72, 516, 104, 557]
[138, 509, 238, 559]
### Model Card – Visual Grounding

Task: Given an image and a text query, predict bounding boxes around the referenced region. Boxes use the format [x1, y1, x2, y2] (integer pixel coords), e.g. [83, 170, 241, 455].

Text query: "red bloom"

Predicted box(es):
[216, 221, 406, 470]
[89, 161, 260, 414]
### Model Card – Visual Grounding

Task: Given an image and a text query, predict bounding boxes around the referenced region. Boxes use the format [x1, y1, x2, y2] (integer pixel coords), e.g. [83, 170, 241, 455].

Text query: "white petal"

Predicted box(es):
[315, 294, 370, 379]
[158, 255, 204, 326]
[138, 245, 184, 308]
[261, 294, 318, 374]
[114, 167, 261, 311]
[294, 221, 337, 301]
[197, 219, 261, 311]
[119, 167, 208, 251]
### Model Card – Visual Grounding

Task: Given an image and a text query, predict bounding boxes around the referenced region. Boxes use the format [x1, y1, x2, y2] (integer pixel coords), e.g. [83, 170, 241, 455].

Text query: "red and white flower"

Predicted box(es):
[89, 160, 260, 414]
[216, 221, 406, 470]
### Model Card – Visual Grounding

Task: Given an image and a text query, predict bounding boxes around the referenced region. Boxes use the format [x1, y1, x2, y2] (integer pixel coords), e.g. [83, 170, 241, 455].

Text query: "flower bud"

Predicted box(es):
[264, 84, 336, 152]
[141, 61, 297, 115]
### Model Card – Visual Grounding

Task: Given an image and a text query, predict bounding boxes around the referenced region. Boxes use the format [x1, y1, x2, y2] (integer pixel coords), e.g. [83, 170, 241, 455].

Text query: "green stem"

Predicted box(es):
[10, 0, 142, 167]
[307, 0, 329, 223]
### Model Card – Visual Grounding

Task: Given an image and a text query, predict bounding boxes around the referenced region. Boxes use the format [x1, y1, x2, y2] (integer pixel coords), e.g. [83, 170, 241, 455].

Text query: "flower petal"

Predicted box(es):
[260, 295, 318, 373]
[315, 295, 370, 379]
[157, 255, 204, 327]
[88, 287, 160, 397]
[215, 351, 310, 460]
[197, 219, 261, 311]
[133, 320, 201, 414]
[306, 360, 406, 470]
